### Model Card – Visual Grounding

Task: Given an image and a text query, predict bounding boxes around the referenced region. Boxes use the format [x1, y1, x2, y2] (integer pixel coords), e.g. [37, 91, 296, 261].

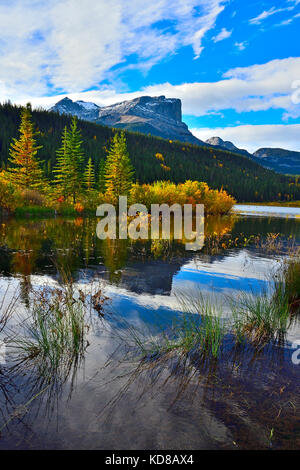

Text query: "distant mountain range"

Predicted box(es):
[50, 96, 300, 175]
[252, 148, 300, 175]
[205, 136, 300, 175]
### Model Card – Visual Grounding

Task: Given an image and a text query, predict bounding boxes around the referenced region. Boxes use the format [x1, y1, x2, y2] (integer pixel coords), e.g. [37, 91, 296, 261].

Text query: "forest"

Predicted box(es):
[0, 101, 299, 203]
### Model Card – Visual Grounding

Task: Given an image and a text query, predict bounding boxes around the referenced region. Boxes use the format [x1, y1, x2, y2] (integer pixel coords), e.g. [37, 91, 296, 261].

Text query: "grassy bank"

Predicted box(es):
[1, 179, 236, 218]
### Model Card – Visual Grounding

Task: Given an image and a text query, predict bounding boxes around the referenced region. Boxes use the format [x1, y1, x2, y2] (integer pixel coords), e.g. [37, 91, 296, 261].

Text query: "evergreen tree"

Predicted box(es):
[7, 103, 44, 190]
[84, 157, 95, 191]
[67, 117, 85, 203]
[53, 118, 84, 203]
[53, 126, 69, 198]
[98, 158, 106, 193]
[104, 132, 134, 204]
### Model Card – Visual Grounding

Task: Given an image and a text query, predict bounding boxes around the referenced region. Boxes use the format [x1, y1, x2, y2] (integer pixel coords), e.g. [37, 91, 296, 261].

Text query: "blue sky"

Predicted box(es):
[0, 0, 299, 151]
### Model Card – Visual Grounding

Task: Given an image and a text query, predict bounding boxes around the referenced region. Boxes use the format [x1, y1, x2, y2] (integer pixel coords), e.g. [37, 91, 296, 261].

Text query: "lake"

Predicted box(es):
[0, 205, 299, 450]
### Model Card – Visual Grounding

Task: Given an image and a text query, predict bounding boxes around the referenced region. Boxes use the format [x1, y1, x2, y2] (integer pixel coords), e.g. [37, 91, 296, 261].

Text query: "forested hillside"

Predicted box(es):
[0, 102, 299, 202]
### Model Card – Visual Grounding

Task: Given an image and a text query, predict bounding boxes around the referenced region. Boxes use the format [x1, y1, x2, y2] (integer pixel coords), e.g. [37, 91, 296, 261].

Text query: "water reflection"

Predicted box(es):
[0, 211, 299, 450]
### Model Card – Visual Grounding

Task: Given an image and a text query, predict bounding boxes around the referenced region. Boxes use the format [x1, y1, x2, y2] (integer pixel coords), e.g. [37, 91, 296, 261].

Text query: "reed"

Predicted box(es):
[12, 280, 88, 375]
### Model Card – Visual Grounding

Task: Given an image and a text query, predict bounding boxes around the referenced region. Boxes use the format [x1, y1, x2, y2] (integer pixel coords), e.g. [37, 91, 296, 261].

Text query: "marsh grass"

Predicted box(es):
[118, 249, 300, 366]
[0, 284, 19, 334]
[231, 250, 300, 345]
[11, 280, 88, 378]
[173, 291, 225, 358]
[279, 249, 300, 314]
[230, 290, 291, 345]
[115, 291, 226, 364]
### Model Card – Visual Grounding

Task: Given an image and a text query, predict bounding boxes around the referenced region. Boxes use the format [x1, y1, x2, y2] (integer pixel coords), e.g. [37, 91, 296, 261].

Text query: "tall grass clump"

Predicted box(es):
[0, 285, 19, 333]
[174, 291, 225, 358]
[279, 249, 300, 314]
[231, 250, 300, 345]
[120, 291, 226, 361]
[231, 288, 291, 345]
[12, 281, 88, 377]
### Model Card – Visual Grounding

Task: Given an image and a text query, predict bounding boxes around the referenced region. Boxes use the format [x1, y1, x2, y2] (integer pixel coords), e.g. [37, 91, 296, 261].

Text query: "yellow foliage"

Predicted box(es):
[129, 180, 236, 215]
[160, 163, 171, 171]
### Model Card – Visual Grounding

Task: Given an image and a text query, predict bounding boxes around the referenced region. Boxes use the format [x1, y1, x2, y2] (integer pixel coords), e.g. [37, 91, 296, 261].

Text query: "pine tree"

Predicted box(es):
[53, 118, 84, 203]
[98, 158, 106, 193]
[84, 157, 95, 191]
[66, 117, 85, 203]
[53, 126, 69, 198]
[8, 103, 44, 190]
[104, 132, 134, 204]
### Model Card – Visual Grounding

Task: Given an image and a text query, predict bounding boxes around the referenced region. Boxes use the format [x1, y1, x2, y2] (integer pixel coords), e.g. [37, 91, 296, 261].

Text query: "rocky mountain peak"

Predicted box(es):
[98, 95, 182, 123]
[50, 95, 201, 145]
[205, 136, 238, 152]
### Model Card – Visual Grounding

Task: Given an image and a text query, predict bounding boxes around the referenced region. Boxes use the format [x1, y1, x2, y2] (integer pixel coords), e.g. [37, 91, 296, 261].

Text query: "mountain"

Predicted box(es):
[50, 95, 203, 145]
[206, 136, 300, 175]
[205, 136, 251, 157]
[1, 102, 300, 203]
[253, 148, 300, 175]
[50, 97, 100, 121]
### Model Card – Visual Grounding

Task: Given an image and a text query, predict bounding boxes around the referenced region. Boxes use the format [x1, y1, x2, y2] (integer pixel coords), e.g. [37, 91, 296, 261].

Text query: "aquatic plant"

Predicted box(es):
[278, 249, 300, 314]
[117, 291, 226, 362]
[0, 284, 19, 334]
[12, 281, 88, 377]
[231, 290, 291, 345]
[173, 291, 225, 358]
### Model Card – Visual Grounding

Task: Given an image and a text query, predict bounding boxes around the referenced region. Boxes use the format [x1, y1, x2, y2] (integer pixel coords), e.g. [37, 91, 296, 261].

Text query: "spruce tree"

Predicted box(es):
[53, 126, 69, 198]
[8, 103, 44, 190]
[104, 132, 134, 204]
[53, 118, 84, 203]
[84, 157, 95, 191]
[98, 158, 106, 193]
[67, 117, 85, 203]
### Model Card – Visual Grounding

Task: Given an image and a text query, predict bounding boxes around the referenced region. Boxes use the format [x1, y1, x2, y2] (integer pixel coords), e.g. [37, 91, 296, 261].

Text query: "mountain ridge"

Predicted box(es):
[49, 96, 300, 175]
[50, 95, 203, 146]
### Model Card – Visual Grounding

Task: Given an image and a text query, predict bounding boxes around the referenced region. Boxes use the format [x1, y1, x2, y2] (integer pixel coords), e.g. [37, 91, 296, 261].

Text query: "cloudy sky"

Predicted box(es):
[0, 0, 299, 152]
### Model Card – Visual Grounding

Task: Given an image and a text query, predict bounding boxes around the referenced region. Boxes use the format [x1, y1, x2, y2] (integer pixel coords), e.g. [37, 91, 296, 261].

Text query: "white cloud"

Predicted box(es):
[234, 41, 247, 51]
[190, 124, 300, 153]
[249, 6, 293, 25]
[14, 55, 300, 130]
[275, 10, 300, 26]
[0, 0, 226, 99]
[212, 28, 232, 42]
[13, 56, 300, 127]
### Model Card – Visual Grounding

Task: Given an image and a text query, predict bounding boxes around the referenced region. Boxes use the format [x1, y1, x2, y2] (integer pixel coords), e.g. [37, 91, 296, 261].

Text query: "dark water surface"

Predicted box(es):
[0, 208, 299, 449]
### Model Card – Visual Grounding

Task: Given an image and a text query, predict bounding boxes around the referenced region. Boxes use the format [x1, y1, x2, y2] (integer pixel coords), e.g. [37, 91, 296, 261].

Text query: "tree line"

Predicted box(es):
[0, 101, 300, 202]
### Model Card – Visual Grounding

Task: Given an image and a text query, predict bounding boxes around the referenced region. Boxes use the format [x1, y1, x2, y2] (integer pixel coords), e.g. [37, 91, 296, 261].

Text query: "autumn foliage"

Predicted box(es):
[129, 180, 236, 215]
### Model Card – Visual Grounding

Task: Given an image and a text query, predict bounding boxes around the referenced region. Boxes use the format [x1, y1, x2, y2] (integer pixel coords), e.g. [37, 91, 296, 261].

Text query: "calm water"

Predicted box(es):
[0, 206, 299, 450]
